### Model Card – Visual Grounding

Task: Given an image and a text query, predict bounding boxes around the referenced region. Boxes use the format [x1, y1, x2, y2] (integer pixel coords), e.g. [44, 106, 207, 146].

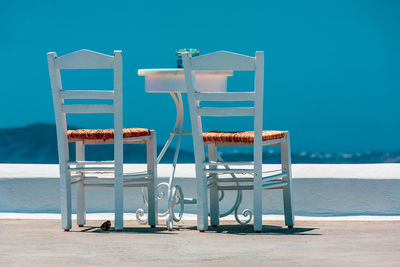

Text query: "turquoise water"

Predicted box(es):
[0, 0, 399, 153]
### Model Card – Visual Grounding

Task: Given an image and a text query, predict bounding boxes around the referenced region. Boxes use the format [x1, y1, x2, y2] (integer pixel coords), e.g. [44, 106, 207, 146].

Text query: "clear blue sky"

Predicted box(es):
[0, 0, 399, 152]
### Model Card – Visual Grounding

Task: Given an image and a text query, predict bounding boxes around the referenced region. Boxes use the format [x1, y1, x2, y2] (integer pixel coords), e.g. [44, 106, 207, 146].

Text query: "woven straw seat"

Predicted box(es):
[68, 128, 151, 141]
[202, 130, 286, 144]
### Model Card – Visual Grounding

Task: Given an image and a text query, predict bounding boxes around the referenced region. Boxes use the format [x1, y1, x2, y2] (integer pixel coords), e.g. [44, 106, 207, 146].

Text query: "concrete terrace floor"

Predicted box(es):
[0, 219, 399, 266]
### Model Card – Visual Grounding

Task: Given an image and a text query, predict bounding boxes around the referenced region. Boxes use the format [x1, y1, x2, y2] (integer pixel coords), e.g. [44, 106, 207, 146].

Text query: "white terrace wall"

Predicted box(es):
[0, 164, 399, 216]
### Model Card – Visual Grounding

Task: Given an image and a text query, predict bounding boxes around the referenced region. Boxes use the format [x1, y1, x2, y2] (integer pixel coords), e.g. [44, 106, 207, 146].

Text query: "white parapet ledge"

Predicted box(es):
[1, 163, 399, 179]
[1, 163, 399, 217]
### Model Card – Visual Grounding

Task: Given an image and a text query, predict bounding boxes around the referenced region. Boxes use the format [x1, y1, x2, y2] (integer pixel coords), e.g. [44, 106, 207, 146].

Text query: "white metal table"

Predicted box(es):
[138, 68, 232, 229]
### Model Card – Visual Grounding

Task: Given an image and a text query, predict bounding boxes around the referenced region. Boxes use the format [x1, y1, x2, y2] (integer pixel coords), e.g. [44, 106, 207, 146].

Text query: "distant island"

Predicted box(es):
[0, 123, 398, 164]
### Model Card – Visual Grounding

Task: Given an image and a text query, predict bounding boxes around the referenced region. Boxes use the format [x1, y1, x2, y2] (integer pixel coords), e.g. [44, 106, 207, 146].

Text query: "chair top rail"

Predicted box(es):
[197, 107, 255, 117]
[123, 173, 152, 179]
[214, 178, 254, 182]
[55, 49, 115, 69]
[123, 170, 150, 175]
[61, 90, 114, 99]
[123, 179, 152, 184]
[62, 104, 114, 114]
[190, 51, 256, 71]
[195, 92, 255, 101]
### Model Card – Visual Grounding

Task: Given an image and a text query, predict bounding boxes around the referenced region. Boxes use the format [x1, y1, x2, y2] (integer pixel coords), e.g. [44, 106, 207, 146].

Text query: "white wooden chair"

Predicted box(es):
[182, 51, 294, 232]
[47, 49, 157, 231]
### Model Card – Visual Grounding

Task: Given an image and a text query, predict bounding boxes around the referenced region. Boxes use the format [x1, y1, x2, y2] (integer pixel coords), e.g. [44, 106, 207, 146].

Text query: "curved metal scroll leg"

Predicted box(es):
[157, 92, 181, 164]
[165, 92, 185, 230]
[140, 92, 185, 230]
[214, 155, 253, 225]
[136, 187, 148, 224]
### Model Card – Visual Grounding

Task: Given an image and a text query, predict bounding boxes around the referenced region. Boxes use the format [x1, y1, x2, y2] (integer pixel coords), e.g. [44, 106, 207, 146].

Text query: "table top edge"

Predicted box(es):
[138, 69, 233, 76]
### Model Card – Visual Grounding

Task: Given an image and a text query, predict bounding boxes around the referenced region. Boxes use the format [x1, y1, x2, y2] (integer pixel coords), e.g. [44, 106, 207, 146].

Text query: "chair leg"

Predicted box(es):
[253, 142, 263, 232]
[114, 171, 123, 230]
[194, 149, 208, 232]
[147, 131, 158, 227]
[253, 175, 263, 232]
[281, 133, 294, 227]
[208, 144, 219, 227]
[76, 142, 86, 227]
[196, 175, 209, 232]
[60, 163, 72, 230]
[114, 137, 124, 231]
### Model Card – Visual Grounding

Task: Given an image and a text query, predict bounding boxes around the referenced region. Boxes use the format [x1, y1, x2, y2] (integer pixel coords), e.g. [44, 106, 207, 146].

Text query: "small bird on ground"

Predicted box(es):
[100, 220, 111, 231]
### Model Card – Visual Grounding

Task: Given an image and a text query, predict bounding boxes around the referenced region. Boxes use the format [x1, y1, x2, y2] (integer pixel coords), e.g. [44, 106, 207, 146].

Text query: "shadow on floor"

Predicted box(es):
[73, 225, 176, 234]
[184, 224, 320, 236]
[73, 223, 319, 236]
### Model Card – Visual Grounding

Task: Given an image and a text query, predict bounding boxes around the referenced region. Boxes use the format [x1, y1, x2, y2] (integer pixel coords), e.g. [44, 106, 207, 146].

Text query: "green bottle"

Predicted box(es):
[175, 48, 200, 68]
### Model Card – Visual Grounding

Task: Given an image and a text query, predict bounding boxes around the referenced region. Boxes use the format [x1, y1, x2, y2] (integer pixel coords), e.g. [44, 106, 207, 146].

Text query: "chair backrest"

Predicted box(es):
[47, 49, 123, 166]
[182, 50, 264, 163]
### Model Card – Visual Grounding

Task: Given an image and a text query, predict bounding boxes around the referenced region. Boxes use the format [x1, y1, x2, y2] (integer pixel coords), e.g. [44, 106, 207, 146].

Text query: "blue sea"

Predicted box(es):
[0, 123, 398, 164]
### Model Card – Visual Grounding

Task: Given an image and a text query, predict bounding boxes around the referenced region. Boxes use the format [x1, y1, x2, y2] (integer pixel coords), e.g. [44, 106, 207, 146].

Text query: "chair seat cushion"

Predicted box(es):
[67, 128, 151, 141]
[202, 130, 286, 144]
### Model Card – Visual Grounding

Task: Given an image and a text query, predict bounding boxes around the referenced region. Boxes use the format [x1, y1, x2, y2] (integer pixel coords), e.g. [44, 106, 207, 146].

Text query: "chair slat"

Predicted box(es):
[62, 104, 114, 114]
[84, 184, 114, 188]
[204, 168, 254, 174]
[55, 49, 114, 69]
[61, 90, 114, 99]
[262, 172, 288, 182]
[216, 185, 254, 190]
[262, 181, 288, 190]
[204, 161, 254, 166]
[195, 92, 255, 101]
[68, 167, 114, 172]
[262, 137, 286, 146]
[197, 107, 255, 117]
[68, 161, 114, 166]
